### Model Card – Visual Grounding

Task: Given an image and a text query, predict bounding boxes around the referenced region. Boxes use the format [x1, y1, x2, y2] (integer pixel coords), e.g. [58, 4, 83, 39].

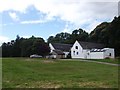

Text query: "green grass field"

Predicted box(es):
[2, 58, 119, 88]
[87, 58, 120, 64]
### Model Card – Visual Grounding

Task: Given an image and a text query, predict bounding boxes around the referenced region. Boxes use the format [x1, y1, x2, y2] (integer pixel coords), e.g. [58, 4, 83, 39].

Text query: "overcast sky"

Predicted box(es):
[0, 0, 119, 45]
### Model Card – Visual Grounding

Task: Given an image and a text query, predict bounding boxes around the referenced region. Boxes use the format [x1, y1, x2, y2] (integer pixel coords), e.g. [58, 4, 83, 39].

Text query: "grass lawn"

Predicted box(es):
[86, 58, 120, 64]
[2, 58, 119, 88]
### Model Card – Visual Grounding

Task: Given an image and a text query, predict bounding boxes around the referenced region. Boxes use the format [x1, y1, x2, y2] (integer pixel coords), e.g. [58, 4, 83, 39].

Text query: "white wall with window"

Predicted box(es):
[71, 41, 115, 59]
[104, 48, 114, 59]
[71, 41, 84, 58]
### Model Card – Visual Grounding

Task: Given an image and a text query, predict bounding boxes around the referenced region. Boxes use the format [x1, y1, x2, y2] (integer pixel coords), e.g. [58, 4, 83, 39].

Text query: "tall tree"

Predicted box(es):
[47, 32, 71, 44]
[89, 22, 110, 44]
[47, 36, 55, 43]
[12, 35, 22, 57]
[89, 16, 120, 56]
[71, 28, 89, 43]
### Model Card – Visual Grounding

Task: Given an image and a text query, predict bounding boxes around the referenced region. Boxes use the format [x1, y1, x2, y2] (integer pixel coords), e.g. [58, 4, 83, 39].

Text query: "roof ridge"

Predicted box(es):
[51, 43, 72, 45]
[78, 41, 103, 45]
[77, 41, 104, 49]
[51, 43, 72, 52]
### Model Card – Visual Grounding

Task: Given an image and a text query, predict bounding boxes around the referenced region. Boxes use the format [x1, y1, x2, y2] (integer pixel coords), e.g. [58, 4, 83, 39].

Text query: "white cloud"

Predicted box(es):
[0, 36, 10, 46]
[32, 1, 118, 32]
[21, 20, 44, 24]
[62, 23, 73, 33]
[9, 12, 19, 21]
[84, 20, 102, 33]
[49, 34, 54, 36]
[20, 15, 54, 24]
[0, 0, 119, 32]
[62, 25, 69, 33]
[0, 0, 33, 13]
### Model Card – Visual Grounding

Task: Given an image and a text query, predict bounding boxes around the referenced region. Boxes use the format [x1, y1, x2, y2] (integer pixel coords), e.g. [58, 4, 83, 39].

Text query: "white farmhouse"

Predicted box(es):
[71, 40, 114, 59]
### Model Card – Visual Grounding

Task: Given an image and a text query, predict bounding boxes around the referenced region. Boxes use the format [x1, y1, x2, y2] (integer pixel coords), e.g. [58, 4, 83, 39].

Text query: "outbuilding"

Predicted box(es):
[49, 43, 72, 59]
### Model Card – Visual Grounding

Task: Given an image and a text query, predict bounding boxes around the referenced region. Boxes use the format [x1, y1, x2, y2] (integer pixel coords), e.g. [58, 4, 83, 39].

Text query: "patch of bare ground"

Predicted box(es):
[23, 58, 57, 64]
[16, 81, 62, 88]
[78, 81, 110, 88]
[42, 60, 57, 63]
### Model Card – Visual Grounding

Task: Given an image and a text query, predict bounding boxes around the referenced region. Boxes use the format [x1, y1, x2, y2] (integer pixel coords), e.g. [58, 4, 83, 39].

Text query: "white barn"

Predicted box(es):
[71, 40, 114, 59]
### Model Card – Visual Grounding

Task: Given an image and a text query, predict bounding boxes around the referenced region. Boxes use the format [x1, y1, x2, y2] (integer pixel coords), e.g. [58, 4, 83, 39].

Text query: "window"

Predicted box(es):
[73, 51, 75, 55]
[76, 46, 78, 49]
[76, 52, 79, 55]
[109, 53, 111, 56]
[87, 53, 89, 55]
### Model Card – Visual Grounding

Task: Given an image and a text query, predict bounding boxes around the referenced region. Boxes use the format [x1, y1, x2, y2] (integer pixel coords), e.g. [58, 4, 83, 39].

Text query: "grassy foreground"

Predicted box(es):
[87, 58, 120, 64]
[2, 58, 118, 88]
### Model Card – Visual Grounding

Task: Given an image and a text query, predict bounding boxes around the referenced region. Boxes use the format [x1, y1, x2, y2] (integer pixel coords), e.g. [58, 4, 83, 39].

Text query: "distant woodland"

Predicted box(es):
[1, 16, 120, 57]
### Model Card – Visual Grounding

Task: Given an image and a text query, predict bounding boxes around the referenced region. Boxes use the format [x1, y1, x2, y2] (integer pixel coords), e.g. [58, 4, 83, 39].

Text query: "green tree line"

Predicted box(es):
[1, 16, 120, 57]
[2, 35, 50, 57]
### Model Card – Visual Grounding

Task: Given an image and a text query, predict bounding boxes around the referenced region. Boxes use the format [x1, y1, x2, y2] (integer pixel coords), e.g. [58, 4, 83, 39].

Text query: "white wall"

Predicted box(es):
[63, 52, 69, 58]
[49, 43, 55, 53]
[86, 48, 115, 59]
[104, 48, 114, 59]
[71, 41, 84, 58]
[89, 52, 104, 59]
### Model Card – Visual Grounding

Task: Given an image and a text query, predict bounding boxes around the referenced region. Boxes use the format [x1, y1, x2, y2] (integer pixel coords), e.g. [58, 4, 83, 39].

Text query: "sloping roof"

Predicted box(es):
[52, 50, 65, 55]
[51, 43, 72, 52]
[78, 41, 104, 49]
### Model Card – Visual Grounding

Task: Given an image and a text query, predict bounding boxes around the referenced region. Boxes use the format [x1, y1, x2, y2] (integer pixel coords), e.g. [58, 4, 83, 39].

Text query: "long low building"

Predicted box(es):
[49, 40, 115, 59]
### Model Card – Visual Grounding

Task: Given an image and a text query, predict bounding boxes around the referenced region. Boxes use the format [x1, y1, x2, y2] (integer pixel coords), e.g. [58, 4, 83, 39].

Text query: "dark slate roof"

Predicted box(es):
[52, 50, 65, 55]
[52, 43, 72, 52]
[78, 41, 104, 49]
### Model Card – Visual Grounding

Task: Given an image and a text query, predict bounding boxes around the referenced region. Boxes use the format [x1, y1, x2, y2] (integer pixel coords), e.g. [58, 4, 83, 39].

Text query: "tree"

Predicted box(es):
[47, 36, 55, 43]
[20, 36, 50, 57]
[107, 16, 120, 56]
[89, 16, 120, 56]
[89, 22, 110, 43]
[32, 39, 50, 57]
[12, 35, 22, 57]
[47, 32, 71, 44]
[2, 42, 13, 57]
[2, 35, 50, 57]
[47, 29, 88, 44]
[71, 28, 89, 43]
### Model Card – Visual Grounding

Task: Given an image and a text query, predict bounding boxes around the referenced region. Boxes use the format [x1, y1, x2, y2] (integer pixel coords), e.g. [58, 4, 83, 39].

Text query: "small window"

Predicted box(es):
[73, 51, 75, 55]
[76, 52, 79, 55]
[76, 46, 78, 49]
[109, 53, 111, 56]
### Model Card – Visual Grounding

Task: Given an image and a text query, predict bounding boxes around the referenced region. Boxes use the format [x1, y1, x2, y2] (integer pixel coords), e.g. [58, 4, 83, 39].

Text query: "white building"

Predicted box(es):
[49, 43, 72, 59]
[71, 40, 114, 59]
